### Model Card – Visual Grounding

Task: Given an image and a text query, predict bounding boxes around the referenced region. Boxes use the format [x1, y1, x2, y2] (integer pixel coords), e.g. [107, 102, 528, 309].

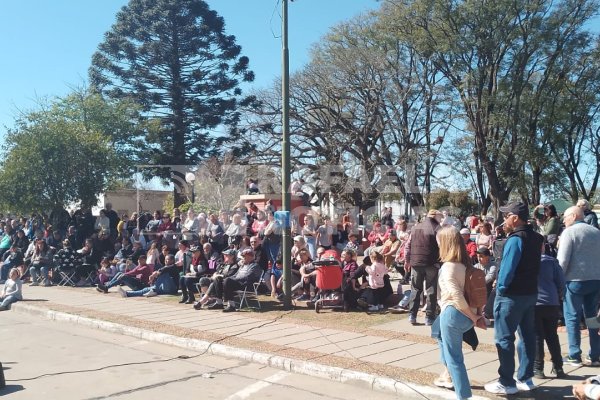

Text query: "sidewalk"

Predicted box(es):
[9, 285, 597, 400]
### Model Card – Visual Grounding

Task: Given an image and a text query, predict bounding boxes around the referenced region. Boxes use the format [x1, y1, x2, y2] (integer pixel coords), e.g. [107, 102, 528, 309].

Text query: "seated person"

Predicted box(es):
[179, 245, 209, 304]
[381, 230, 401, 269]
[295, 249, 316, 301]
[28, 239, 53, 286]
[270, 257, 283, 298]
[98, 257, 117, 285]
[221, 248, 262, 312]
[194, 249, 240, 309]
[0, 244, 24, 284]
[122, 254, 179, 298]
[53, 239, 83, 285]
[96, 254, 153, 293]
[344, 233, 360, 253]
[77, 238, 101, 285]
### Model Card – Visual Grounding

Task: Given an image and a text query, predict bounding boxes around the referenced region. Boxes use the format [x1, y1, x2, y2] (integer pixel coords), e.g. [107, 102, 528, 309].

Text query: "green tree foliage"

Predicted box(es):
[0, 95, 123, 212]
[382, 0, 600, 213]
[89, 0, 255, 205]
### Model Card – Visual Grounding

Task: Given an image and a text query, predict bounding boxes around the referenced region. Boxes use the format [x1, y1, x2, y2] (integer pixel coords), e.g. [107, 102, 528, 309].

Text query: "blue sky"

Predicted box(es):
[0, 0, 380, 137]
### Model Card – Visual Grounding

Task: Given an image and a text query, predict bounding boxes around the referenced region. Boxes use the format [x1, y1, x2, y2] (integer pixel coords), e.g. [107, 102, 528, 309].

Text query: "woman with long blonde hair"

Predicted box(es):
[433, 226, 484, 400]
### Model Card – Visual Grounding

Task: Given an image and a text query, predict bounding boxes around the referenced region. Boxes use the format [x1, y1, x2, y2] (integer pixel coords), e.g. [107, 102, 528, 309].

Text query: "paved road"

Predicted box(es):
[0, 312, 404, 400]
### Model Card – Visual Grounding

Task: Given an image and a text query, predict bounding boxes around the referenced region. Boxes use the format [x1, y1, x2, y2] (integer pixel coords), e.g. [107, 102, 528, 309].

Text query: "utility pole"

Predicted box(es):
[281, 0, 292, 309]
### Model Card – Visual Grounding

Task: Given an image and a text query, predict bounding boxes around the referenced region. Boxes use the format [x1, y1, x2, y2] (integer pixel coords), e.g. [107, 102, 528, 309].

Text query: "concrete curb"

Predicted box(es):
[13, 302, 491, 400]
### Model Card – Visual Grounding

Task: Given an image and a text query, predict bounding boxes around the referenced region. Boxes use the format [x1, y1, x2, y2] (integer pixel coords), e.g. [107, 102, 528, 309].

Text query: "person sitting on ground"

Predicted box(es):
[0, 268, 23, 311]
[96, 254, 153, 293]
[179, 245, 209, 304]
[97, 257, 117, 286]
[222, 248, 262, 312]
[28, 239, 53, 286]
[193, 249, 240, 310]
[121, 254, 179, 298]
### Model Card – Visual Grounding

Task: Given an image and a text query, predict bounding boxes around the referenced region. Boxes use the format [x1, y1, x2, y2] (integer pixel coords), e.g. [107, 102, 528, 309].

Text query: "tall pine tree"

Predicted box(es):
[89, 0, 254, 205]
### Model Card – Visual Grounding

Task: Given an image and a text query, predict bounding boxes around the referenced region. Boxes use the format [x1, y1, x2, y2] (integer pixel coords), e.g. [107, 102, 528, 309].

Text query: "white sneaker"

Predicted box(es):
[378, 304, 384, 310]
[144, 289, 158, 297]
[484, 381, 518, 395]
[516, 378, 536, 391]
[368, 305, 379, 312]
[433, 376, 454, 389]
[117, 286, 127, 298]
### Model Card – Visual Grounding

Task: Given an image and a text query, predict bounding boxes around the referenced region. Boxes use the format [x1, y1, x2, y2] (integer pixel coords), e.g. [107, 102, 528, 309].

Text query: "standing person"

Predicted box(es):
[301, 215, 317, 260]
[484, 202, 543, 395]
[577, 199, 599, 229]
[405, 209, 442, 326]
[534, 243, 566, 379]
[557, 206, 600, 367]
[432, 226, 485, 400]
[316, 216, 333, 251]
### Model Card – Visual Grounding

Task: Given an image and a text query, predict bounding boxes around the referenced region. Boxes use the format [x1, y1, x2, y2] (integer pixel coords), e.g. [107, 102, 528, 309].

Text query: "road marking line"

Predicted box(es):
[223, 371, 289, 400]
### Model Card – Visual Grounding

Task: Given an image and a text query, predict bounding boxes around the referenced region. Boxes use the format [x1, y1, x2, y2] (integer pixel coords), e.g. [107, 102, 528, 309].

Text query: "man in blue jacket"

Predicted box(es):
[485, 202, 544, 395]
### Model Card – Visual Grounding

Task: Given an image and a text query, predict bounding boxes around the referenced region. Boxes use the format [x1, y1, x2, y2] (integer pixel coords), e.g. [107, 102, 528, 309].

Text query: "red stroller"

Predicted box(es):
[313, 250, 347, 313]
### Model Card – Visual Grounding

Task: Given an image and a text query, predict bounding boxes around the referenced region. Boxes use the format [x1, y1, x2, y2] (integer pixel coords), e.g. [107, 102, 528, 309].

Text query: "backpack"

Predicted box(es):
[464, 265, 487, 309]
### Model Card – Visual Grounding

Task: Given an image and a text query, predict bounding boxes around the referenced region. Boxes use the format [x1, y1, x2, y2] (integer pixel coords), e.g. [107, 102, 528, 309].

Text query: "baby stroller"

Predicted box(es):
[313, 250, 347, 313]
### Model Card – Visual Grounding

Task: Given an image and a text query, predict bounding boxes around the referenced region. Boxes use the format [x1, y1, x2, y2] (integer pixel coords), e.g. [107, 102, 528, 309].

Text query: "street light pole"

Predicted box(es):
[281, 0, 292, 309]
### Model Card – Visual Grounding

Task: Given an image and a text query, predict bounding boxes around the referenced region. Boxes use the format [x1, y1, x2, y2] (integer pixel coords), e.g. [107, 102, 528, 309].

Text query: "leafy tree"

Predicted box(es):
[246, 14, 454, 211]
[89, 0, 255, 206]
[382, 0, 599, 214]
[0, 97, 121, 213]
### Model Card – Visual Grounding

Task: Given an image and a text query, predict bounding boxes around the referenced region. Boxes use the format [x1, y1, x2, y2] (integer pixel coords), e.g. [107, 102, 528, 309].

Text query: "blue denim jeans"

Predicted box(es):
[564, 280, 600, 361]
[304, 236, 316, 260]
[127, 274, 176, 297]
[493, 293, 537, 386]
[29, 265, 49, 283]
[437, 305, 474, 399]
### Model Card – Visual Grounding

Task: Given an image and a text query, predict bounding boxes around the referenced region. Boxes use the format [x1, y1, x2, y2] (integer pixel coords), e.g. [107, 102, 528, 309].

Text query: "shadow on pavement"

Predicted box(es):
[0, 385, 24, 395]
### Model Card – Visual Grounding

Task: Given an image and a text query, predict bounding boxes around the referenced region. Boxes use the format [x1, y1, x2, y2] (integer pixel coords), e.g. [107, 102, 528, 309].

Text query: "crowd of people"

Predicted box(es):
[2, 197, 600, 399]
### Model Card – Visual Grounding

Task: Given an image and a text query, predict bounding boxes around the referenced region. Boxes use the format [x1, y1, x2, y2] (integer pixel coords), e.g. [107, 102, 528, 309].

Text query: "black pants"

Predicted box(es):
[223, 278, 245, 301]
[408, 265, 438, 319]
[534, 305, 563, 371]
[179, 276, 200, 300]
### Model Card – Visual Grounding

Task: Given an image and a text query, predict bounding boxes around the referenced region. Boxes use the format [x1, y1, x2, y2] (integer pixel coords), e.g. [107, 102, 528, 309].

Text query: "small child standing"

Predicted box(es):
[534, 246, 566, 378]
[0, 268, 23, 310]
[364, 251, 388, 311]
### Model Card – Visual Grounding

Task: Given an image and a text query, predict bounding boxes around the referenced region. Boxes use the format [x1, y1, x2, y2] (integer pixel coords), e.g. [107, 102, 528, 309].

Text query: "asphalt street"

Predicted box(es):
[0, 312, 404, 400]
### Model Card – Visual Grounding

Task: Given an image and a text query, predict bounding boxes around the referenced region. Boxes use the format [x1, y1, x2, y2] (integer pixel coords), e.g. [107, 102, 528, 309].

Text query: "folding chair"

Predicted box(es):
[235, 271, 265, 311]
[57, 269, 77, 286]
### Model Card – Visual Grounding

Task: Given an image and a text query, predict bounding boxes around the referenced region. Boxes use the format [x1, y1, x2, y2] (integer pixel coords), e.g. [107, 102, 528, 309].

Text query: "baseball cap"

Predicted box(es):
[459, 228, 471, 235]
[499, 202, 529, 221]
[476, 247, 491, 256]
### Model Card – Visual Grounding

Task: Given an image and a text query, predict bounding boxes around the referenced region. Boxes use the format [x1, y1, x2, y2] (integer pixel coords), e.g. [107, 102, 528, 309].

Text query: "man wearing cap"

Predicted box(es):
[194, 249, 240, 309]
[557, 206, 600, 367]
[485, 202, 543, 395]
[222, 248, 262, 312]
[405, 209, 442, 326]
